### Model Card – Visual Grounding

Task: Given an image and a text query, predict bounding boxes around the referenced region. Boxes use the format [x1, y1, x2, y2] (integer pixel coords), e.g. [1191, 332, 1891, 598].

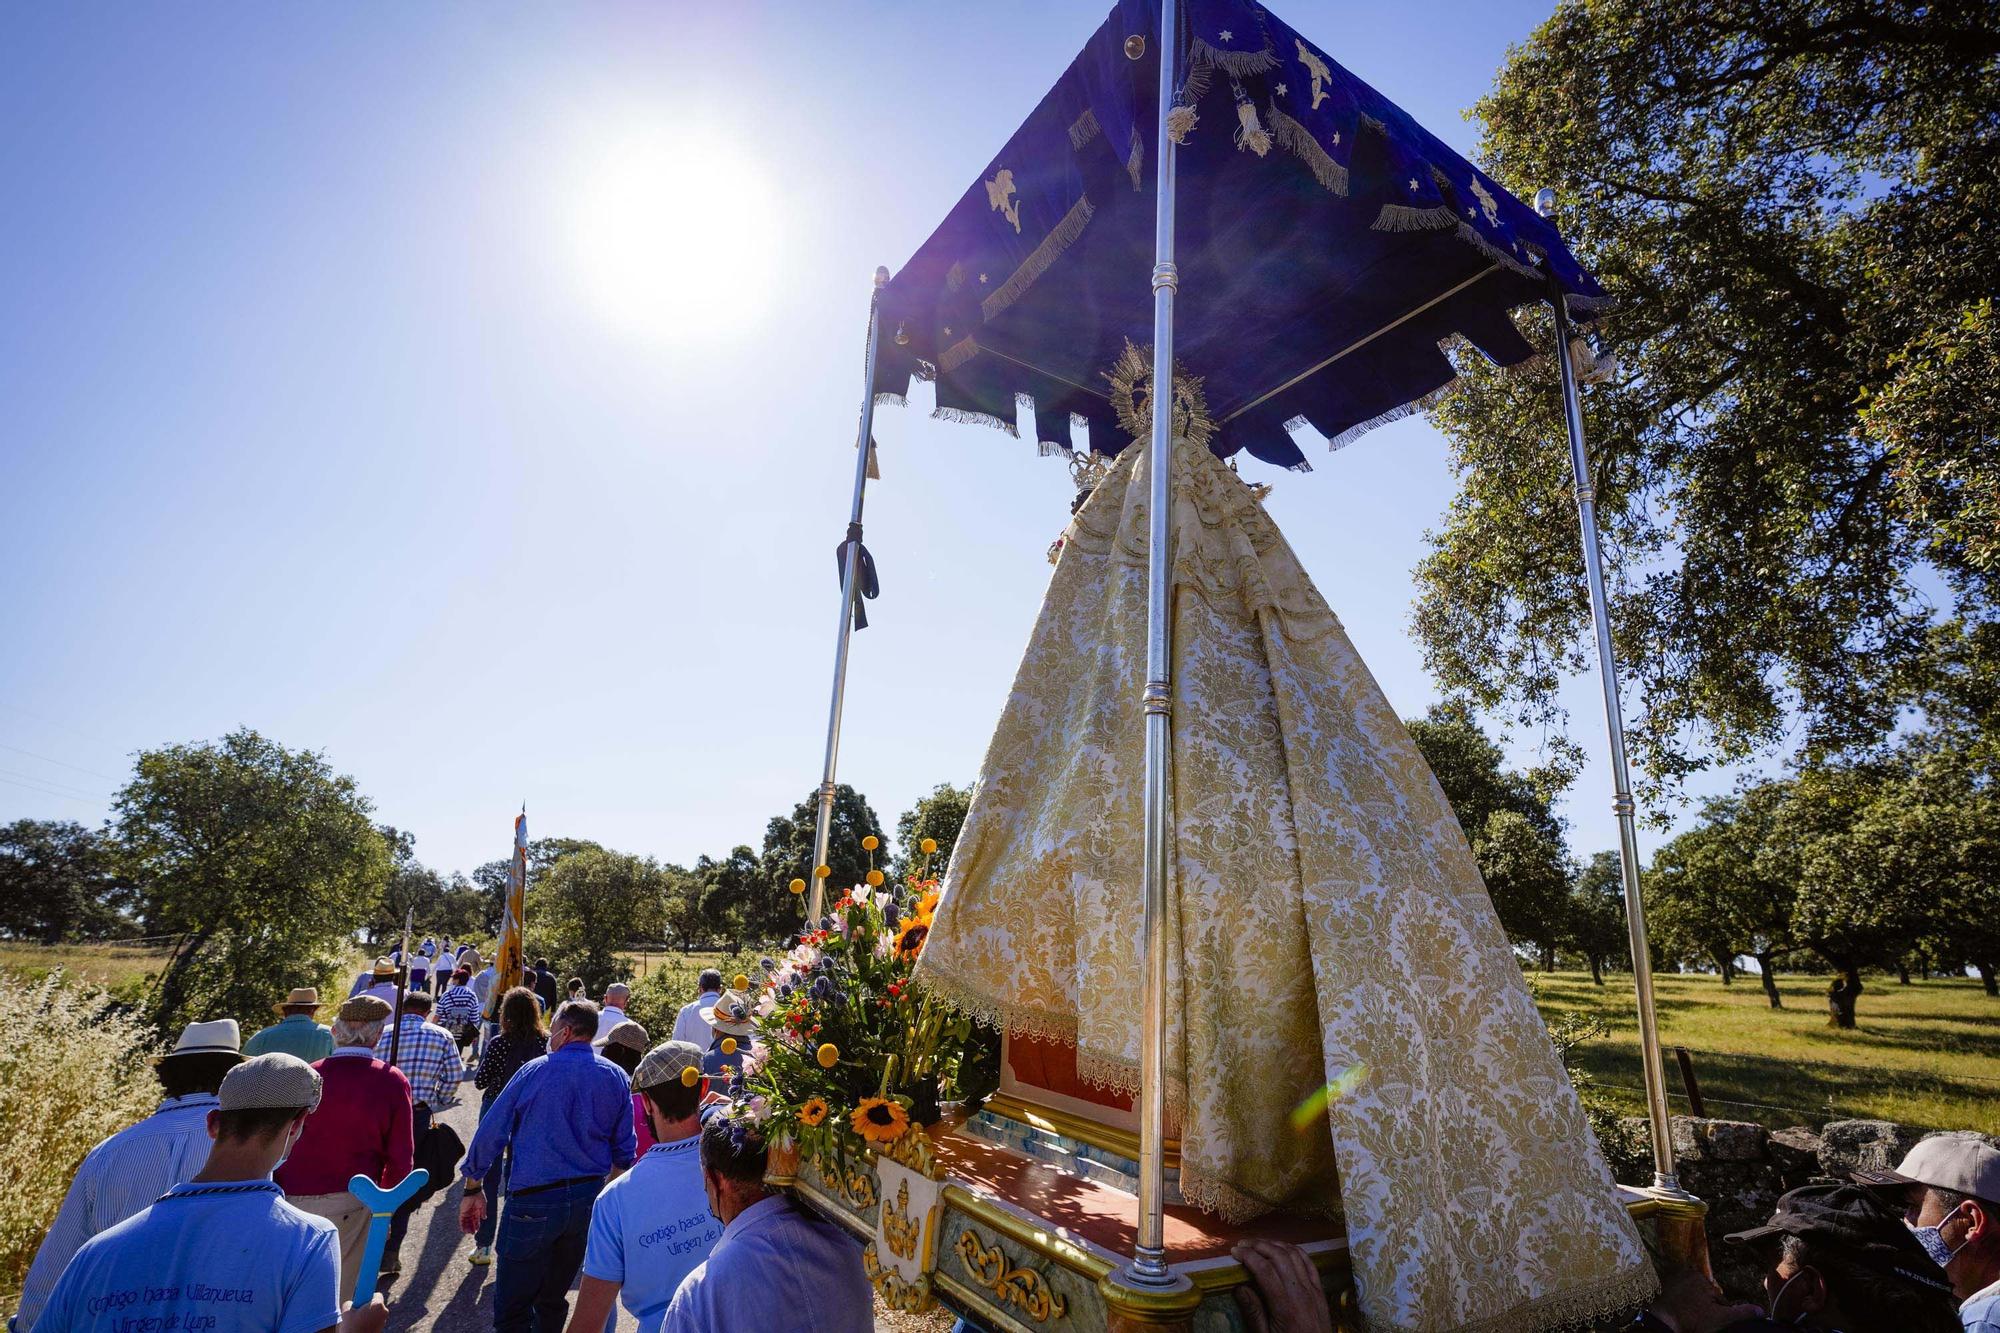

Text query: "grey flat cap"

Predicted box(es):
[218, 1052, 324, 1113]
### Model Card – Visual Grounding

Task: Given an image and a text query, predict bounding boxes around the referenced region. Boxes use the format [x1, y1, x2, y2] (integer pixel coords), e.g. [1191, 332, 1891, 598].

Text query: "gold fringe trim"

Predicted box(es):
[1188, 38, 1280, 79]
[1167, 104, 1198, 145]
[1068, 107, 1101, 151]
[1126, 127, 1144, 190]
[938, 336, 979, 374]
[1266, 105, 1348, 195]
[981, 194, 1095, 322]
[1356, 1260, 1659, 1333]
[1372, 202, 1458, 233]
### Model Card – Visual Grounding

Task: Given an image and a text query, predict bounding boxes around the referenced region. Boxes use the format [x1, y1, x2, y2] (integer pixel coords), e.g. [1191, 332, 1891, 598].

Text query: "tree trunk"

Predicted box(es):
[1713, 950, 1734, 984]
[1826, 969, 1863, 1028]
[1756, 952, 1783, 1009]
[1897, 962, 1911, 985]
[1979, 962, 1997, 997]
[1590, 953, 1604, 985]
[1541, 943, 1556, 973]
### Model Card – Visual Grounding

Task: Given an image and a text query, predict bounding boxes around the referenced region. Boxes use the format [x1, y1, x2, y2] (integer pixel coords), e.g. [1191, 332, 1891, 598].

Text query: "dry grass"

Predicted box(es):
[0, 940, 171, 1003]
[0, 971, 164, 1306]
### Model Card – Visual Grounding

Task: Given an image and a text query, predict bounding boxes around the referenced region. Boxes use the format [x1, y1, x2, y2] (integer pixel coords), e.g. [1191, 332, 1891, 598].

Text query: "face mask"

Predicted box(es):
[271, 1123, 302, 1177]
[1907, 1216, 1964, 1269]
[1767, 1270, 1809, 1325]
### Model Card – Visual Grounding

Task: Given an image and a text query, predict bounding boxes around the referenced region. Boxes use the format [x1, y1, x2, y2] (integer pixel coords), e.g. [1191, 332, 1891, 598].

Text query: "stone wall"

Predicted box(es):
[1632, 1115, 1982, 1295]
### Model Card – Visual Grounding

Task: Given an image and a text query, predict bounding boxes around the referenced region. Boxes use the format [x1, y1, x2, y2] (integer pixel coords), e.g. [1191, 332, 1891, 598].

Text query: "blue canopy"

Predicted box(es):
[872, 0, 1606, 471]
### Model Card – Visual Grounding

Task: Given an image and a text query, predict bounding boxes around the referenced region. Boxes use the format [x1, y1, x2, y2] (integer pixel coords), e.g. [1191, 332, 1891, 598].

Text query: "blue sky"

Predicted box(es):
[0, 1, 1739, 881]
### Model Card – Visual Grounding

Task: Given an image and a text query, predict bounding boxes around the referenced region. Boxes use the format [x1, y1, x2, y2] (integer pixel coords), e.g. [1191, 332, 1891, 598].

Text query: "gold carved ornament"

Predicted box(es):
[862, 1246, 934, 1313]
[881, 1179, 923, 1262]
[954, 1229, 1068, 1323]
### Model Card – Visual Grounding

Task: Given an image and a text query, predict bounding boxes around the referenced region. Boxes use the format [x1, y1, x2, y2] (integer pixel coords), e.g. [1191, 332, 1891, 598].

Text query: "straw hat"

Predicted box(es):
[699, 991, 756, 1038]
[274, 987, 322, 1013]
[154, 1018, 244, 1065]
[371, 957, 398, 979]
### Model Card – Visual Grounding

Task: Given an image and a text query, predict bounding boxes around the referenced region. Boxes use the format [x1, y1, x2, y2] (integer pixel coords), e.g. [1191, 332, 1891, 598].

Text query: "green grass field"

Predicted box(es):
[1534, 970, 2000, 1133]
[0, 940, 168, 1003]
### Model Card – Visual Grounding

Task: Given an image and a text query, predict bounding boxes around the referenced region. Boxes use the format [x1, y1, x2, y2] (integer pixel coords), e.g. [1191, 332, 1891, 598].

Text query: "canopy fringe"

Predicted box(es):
[1188, 38, 1280, 79]
[931, 405, 1019, 437]
[1068, 107, 1101, 151]
[938, 336, 980, 373]
[982, 194, 1096, 321]
[1266, 104, 1349, 194]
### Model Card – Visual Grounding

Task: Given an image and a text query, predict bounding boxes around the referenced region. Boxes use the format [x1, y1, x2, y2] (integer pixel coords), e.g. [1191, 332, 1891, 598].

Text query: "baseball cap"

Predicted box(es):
[218, 1053, 324, 1114]
[1724, 1184, 1953, 1296]
[634, 1040, 707, 1091]
[1854, 1132, 2000, 1204]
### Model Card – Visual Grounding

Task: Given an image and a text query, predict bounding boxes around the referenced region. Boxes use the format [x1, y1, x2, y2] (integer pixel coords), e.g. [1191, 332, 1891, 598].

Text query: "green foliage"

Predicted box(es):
[369, 828, 491, 945]
[0, 820, 134, 944]
[695, 846, 768, 949]
[526, 847, 669, 987]
[623, 948, 764, 1039]
[891, 782, 972, 882]
[1406, 706, 1573, 958]
[0, 971, 163, 1303]
[114, 729, 389, 1036]
[1418, 0, 1999, 789]
[756, 785, 885, 932]
[1566, 852, 1631, 985]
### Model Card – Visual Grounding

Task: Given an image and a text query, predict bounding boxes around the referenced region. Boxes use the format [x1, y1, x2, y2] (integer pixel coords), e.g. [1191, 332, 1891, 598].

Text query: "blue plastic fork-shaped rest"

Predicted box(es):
[346, 1170, 429, 1306]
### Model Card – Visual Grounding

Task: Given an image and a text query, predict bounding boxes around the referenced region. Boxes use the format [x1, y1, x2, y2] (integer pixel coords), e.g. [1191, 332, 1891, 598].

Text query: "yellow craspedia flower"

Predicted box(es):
[721, 1037, 737, 1055]
[733, 973, 749, 991]
[789, 878, 807, 895]
[679, 1065, 702, 1087]
[919, 837, 938, 854]
[861, 835, 879, 852]
[814, 864, 832, 879]
[865, 869, 885, 887]
[851, 1096, 910, 1144]
[816, 1043, 839, 1069]
[798, 1097, 829, 1127]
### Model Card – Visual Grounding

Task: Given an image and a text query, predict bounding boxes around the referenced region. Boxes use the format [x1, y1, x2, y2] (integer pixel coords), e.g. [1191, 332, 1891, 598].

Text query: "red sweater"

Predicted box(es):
[277, 1051, 415, 1197]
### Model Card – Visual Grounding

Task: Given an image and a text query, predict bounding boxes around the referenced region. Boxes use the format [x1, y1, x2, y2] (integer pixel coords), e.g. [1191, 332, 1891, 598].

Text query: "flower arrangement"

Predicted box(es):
[748, 838, 994, 1169]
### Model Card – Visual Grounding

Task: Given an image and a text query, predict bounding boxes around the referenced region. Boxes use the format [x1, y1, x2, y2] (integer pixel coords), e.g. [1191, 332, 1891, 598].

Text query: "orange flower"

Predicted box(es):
[798, 1097, 829, 1127]
[816, 1043, 840, 1069]
[851, 1096, 910, 1144]
[893, 919, 929, 957]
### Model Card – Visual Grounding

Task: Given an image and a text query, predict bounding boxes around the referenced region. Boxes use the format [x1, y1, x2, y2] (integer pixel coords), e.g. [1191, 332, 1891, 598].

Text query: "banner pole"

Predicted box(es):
[1129, 0, 1179, 1289]
[807, 267, 890, 924]
[1537, 189, 1690, 1201]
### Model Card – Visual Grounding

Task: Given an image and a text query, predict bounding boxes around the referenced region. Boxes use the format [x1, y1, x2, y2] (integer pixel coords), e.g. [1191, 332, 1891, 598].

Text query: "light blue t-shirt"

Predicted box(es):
[1964, 1280, 2000, 1333]
[36, 1181, 339, 1333]
[581, 1137, 721, 1333]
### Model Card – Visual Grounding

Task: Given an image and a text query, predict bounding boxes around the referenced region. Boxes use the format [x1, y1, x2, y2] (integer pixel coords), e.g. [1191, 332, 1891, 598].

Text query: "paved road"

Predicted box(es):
[375, 1094, 639, 1333]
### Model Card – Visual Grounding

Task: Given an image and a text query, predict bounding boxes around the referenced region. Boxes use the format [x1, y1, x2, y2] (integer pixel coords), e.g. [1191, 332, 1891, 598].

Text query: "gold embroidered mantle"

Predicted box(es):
[913, 440, 1657, 1332]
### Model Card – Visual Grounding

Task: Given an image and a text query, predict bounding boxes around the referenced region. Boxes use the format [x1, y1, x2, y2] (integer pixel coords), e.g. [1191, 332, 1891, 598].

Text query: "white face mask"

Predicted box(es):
[271, 1122, 303, 1177]
[1906, 1214, 1965, 1269]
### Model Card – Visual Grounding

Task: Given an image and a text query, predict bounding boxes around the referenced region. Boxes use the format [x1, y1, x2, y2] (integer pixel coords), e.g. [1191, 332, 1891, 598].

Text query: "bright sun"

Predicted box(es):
[567, 125, 784, 347]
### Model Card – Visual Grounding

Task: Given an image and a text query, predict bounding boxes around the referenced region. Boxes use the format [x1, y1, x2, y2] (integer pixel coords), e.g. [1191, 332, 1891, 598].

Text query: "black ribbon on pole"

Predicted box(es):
[836, 523, 879, 630]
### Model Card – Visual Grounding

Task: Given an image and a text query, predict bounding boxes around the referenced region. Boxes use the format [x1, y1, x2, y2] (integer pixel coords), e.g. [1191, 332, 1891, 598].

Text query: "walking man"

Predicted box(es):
[437, 967, 483, 1052]
[374, 990, 463, 1280]
[564, 1042, 720, 1333]
[532, 958, 560, 1013]
[245, 986, 335, 1061]
[31, 1054, 389, 1333]
[671, 969, 723, 1046]
[459, 1001, 636, 1333]
[278, 995, 415, 1297]
[12, 1020, 245, 1333]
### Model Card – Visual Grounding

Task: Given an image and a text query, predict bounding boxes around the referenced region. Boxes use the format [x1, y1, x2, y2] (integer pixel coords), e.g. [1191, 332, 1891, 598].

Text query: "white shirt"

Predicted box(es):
[13, 1095, 219, 1332]
[671, 991, 721, 1047]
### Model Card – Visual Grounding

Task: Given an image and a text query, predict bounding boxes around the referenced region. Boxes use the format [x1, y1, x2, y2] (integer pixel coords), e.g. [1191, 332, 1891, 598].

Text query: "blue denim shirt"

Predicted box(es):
[460, 1042, 636, 1192]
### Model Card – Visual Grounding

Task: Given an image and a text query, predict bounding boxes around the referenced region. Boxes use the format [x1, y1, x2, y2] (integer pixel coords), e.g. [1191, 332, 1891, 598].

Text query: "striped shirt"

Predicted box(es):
[374, 1016, 463, 1109]
[12, 1095, 219, 1333]
[436, 985, 482, 1028]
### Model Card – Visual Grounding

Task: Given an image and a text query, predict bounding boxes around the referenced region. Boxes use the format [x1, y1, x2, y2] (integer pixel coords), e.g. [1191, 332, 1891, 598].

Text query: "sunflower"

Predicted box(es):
[798, 1097, 829, 1127]
[893, 919, 929, 957]
[851, 1096, 910, 1143]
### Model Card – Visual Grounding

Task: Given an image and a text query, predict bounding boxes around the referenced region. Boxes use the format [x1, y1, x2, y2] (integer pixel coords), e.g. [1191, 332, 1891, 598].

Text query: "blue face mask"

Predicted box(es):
[1907, 1215, 1964, 1269]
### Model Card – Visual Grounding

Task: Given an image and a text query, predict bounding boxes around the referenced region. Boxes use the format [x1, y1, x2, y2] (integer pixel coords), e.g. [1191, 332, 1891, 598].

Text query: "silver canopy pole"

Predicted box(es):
[808, 266, 890, 925]
[1536, 189, 1689, 1200]
[1129, 0, 1179, 1289]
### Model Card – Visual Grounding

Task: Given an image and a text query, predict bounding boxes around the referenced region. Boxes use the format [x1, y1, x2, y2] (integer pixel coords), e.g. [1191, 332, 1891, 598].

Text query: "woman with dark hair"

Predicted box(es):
[566, 976, 585, 1003]
[465, 986, 546, 1266]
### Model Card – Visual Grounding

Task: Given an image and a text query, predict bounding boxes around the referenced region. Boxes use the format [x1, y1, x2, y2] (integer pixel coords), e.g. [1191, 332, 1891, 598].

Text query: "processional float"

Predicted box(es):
[791, 0, 1705, 1327]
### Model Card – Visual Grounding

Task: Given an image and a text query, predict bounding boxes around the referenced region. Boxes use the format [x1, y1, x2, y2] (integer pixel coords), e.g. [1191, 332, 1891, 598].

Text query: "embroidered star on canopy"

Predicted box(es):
[1407, 178, 1419, 191]
[1218, 29, 1233, 41]
[1329, 130, 1340, 145]
[1275, 82, 1288, 96]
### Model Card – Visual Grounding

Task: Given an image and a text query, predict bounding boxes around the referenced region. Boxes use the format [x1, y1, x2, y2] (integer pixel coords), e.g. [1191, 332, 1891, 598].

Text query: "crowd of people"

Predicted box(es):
[7, 941, 1998, 1333]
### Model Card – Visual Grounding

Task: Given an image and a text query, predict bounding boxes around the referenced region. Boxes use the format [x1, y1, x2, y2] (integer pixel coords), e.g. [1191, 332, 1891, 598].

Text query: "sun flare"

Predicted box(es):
[567, 124, 784, 346]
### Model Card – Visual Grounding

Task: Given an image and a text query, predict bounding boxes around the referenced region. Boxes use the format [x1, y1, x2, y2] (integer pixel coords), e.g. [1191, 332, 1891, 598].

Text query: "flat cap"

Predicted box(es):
[603, 1019, 650, 1054]
[634, 1040, 707, 1091]
[218, 1052, 324, 1114]
[338, 994, 393, 1025]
